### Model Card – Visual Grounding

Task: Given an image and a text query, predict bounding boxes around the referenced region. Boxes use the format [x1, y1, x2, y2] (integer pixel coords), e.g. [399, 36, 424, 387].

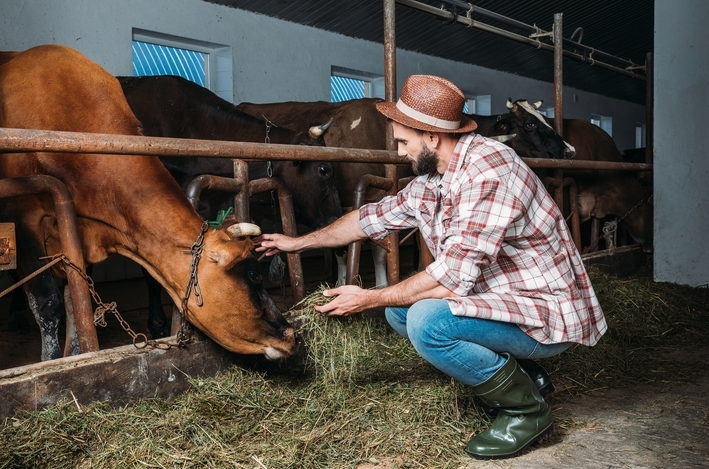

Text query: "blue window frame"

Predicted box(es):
[132, 41, 206, 86]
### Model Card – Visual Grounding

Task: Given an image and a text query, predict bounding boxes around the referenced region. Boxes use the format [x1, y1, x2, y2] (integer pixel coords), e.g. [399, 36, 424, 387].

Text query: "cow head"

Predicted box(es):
[497, 99, 576, 160]
[272, 160, 343, 229]
[183, 221, 297, 359]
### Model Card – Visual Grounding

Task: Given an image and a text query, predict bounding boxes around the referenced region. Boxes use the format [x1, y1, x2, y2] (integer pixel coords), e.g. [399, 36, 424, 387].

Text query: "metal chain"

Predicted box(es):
[261, 116, 286, 288]
[593, 195, 649, 248]
[43, 253, 175, 350]
[176, 220, 209, 347]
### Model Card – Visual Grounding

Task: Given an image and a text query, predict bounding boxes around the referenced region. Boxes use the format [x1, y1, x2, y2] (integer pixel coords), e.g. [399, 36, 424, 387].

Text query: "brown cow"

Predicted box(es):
[505, 99, 652, 252]
[0, 44, 297, 361]
[503, 99, 624, 179]
[577, 176, 653, 253]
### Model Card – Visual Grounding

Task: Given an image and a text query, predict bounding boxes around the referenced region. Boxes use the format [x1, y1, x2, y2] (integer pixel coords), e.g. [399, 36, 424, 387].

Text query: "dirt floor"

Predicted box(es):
[459, 348, 709, 469]
[2, 249, 708, 468]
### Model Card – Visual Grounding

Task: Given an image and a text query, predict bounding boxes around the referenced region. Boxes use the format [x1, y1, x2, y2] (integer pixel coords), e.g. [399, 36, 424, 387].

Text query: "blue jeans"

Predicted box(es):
[385, 299, 572, 386]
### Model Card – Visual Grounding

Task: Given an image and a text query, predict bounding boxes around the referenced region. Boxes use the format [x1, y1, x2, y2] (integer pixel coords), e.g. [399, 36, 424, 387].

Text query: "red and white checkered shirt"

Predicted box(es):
[359, 133, 606, 346]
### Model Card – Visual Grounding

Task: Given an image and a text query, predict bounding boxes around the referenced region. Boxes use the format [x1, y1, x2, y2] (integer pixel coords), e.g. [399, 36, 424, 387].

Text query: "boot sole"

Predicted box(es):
[466, 423, 554, 460]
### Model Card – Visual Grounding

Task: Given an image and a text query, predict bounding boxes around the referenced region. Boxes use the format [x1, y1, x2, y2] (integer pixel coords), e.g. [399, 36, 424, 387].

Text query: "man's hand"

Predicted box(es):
[315, 285, 375, 317]
[253, 233, 300, 256]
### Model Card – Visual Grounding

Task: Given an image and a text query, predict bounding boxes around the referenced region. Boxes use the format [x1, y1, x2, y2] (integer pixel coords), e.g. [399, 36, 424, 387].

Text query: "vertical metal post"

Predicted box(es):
[383, 0, 400, 285]
[552, 12, 569, 236]
[383, 0, 397, 138]
[645, 52, 654, 165]
[553, 13, 564, 135]
[233, 159, 250, 222]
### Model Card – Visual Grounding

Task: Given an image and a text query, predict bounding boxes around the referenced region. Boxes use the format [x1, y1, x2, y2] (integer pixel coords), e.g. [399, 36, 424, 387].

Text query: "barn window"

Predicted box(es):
[635, 123, 646, 148]
[331, 67, 384, 102]
[591, 113, 613, 136]
[536, 105, 555, 118]
[464, 95, 491, 115]
[132, 41, 206, 86]
[131, 29, 233, 102]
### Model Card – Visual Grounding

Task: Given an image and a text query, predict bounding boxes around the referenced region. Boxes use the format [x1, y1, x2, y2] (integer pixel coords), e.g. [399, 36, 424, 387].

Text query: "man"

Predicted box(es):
[255, 75, 606, 459]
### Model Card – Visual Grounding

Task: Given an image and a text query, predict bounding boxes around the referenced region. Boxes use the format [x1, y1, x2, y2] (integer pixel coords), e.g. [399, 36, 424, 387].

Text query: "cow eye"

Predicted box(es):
[247, 269, 261, 284]
[525, 121, 537, 130]
[319, 164, 330, 177]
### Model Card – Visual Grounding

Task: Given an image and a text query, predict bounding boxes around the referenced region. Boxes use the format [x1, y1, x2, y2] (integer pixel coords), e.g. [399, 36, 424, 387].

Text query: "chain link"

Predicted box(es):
[43, 253, 175, 350]
[22, 221, 211, 351]
[177, 220, 210, 347]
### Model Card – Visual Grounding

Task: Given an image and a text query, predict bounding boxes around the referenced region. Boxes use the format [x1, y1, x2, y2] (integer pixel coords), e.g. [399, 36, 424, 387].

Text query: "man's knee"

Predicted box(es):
[405, 299, 451, 343]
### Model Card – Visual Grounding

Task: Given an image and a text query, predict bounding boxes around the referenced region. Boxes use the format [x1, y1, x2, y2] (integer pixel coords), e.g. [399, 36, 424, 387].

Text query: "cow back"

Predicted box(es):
[236, 98, 412, 208]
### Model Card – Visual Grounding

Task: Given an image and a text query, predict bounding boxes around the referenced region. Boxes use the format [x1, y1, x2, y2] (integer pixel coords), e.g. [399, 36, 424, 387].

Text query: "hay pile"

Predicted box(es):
[1, 267, 708, 468]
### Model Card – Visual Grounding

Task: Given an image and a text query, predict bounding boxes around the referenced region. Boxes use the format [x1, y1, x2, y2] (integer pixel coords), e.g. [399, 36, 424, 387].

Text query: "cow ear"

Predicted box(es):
[205, 239, 253, 271]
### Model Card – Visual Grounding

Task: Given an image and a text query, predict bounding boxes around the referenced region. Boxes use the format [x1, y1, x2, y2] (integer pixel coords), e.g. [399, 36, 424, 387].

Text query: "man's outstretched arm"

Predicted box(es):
[254, 210, 368, 256]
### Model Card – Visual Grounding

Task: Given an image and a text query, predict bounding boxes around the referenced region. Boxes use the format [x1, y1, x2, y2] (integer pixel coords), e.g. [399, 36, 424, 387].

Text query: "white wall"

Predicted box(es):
[0, 0, 645, 150]
[653, 0, 709, 286]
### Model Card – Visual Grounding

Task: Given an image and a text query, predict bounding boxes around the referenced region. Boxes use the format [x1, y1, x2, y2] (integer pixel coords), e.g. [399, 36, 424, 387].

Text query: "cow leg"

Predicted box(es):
[334, 247, 347, 286]
[142, 267, 171, 339]
[12, 222, 65, 361]
[372, 245, 388, 288]
[22, 272, 64, 361]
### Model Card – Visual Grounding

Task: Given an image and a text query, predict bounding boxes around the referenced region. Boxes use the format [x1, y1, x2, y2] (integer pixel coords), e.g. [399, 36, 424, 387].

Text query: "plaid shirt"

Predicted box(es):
[359, 133, 606, 346]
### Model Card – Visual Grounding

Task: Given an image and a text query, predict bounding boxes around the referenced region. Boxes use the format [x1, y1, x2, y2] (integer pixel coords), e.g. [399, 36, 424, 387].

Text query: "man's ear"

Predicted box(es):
[425, 132, 441, 148]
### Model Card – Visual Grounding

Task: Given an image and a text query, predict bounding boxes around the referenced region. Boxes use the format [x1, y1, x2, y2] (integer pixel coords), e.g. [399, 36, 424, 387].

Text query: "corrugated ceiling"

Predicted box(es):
[205, 0, 653, 105]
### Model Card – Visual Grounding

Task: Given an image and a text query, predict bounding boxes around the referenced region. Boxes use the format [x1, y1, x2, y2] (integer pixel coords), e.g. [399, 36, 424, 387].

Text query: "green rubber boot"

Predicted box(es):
[478, 358, 556, 417]
[466, 354, 554, 459]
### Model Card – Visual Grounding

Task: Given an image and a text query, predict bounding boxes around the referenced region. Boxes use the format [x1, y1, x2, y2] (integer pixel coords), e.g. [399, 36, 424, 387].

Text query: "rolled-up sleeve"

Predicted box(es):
[359, 187, 419, 240]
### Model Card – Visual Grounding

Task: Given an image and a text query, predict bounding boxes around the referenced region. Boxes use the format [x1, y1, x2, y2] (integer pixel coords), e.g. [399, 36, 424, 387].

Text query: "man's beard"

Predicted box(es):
[412, 145, 439, 176]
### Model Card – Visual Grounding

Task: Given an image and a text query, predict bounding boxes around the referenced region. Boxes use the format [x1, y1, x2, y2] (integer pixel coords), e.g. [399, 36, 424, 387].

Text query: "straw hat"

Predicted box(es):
[375, 75, 478, 133]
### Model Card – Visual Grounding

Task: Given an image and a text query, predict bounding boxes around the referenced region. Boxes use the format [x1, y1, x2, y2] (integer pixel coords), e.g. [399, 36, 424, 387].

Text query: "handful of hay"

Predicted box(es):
[288, 284, 383, 387]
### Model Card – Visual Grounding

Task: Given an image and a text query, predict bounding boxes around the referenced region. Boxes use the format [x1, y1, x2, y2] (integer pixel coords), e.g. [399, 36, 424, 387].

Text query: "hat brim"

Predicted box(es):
[375, 101, 478, 133]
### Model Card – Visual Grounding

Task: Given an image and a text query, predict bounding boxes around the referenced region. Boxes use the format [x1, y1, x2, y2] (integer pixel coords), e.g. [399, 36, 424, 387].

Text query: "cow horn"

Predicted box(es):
[506, 98, 515, 110]
[309, 118, 334, 138]
[533, 100, 543, 109]
[488, 133, 516, 143]
[226, 223, 262, 239]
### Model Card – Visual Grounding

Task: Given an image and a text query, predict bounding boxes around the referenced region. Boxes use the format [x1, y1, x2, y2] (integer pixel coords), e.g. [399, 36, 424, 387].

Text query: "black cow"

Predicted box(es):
[116, 76, 343, 338]
[118, 76, 341, 229]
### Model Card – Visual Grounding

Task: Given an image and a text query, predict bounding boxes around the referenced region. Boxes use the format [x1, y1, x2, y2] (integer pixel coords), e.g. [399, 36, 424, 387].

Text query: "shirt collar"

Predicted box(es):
[438, 133, 475, 195]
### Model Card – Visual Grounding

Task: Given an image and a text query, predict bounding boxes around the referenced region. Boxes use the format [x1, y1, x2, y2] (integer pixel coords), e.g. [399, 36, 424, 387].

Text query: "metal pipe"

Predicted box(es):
[249, 177, 304, 303]
[184, 174, 245, 212]
[233, 159, 251, 223]
[425, 0, 641, 68]
[645, 52, 654, 166]
[383, 164, 400, 285]
[395, 0, 645, 80]
[183, 173, 304, 303]
[0, 128, 653, 171]
[553, 13, 564, 135]
[0, 127, 404, 164]
[0, 175, 98, 354]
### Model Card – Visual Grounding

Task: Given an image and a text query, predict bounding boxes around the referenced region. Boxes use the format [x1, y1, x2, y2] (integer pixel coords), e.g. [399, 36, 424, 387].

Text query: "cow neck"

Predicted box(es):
[113, 211, 206, 305]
